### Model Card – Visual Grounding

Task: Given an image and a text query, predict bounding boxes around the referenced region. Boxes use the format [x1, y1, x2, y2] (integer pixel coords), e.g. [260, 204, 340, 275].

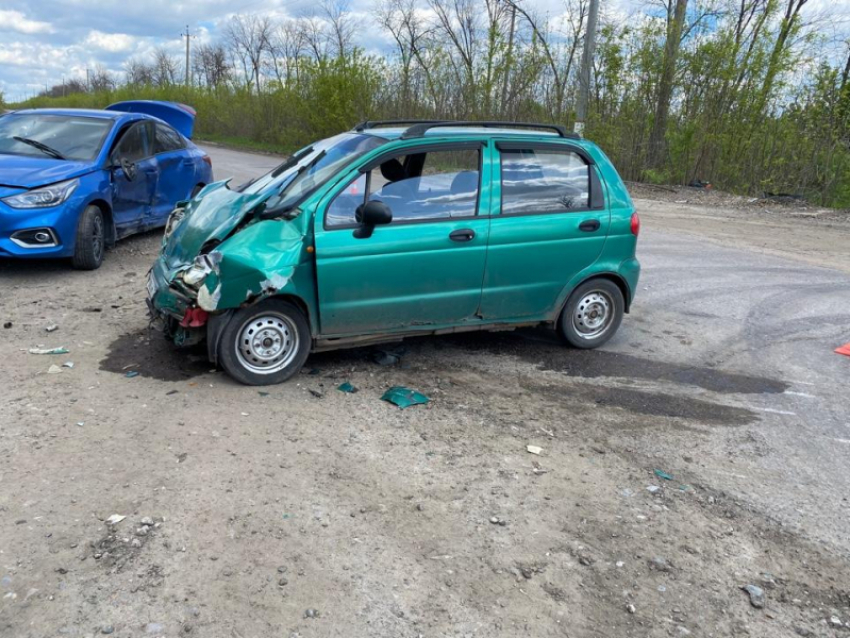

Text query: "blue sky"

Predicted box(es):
[1, 0, 846, 103]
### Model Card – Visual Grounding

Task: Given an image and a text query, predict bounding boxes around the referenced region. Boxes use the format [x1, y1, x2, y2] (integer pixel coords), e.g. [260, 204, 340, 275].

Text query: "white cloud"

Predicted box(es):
[84, 30, 137, 52]
[0, 9, 54, 34]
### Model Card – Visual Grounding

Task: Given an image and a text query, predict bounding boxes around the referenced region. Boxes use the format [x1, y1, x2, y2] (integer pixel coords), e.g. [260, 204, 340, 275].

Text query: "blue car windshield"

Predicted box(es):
[241, 133, 386, 211]
[0, 114, 113, 161]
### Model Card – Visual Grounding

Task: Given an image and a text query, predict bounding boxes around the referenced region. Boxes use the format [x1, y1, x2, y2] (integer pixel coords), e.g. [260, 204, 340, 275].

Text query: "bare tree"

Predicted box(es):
[225, 14, 273, 93]
[125, 57, 154, 85]
[321, 0, 357, 59]
[89, 64, 116, 92]
[152, 47, 181, 86]
[193, 43, 230, 87]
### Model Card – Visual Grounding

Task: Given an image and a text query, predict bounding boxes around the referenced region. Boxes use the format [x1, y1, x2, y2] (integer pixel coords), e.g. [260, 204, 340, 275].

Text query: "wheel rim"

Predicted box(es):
[573, 290, 614, 340]
[235, 313, 300, 375]
[92, 213, 104, 262]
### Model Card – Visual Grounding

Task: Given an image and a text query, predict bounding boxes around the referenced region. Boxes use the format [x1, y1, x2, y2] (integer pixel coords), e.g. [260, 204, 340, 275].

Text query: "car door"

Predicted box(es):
[313, 142, 491, 337]
[479, 142, 610, 320]
[148, 121, 195, 227]
[110, 121, 158, 238]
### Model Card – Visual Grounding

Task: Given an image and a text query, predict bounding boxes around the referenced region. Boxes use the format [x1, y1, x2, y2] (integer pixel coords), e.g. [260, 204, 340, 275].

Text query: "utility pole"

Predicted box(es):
[85, 68, 90, 92]
[181, 25, 191, 88]
[574, 0, 600, 136]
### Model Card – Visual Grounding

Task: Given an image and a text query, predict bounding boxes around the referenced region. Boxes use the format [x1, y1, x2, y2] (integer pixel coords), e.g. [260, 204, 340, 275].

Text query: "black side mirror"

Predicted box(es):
[353, 200, 392, 239]
[119, 157, 137, 181]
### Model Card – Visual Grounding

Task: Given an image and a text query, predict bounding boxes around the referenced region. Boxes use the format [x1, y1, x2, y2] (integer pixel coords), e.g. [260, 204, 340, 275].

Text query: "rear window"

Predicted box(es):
[0, 114, 113, 161]
[500, 148, 590, 214]
[154, 123, 185, 153]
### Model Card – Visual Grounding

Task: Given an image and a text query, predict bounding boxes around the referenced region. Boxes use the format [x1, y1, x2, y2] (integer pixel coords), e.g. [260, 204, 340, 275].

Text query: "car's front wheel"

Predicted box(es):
[218, 299, 311, 385]
[558, 278, 624, 348]
[71, 205, 105, 270]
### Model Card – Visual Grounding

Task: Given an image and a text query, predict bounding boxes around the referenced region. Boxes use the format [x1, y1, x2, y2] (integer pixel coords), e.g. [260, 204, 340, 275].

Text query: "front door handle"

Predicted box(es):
[579, 219, 601, 232]
[449, 229, 475, 242]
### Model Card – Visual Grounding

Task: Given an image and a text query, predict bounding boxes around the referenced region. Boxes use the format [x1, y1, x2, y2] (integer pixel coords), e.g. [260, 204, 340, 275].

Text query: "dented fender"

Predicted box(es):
[192, 218, 315, 322]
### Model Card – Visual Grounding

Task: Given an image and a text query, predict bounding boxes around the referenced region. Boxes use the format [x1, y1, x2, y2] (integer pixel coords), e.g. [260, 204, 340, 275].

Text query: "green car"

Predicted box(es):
[147, 121, 640, 385]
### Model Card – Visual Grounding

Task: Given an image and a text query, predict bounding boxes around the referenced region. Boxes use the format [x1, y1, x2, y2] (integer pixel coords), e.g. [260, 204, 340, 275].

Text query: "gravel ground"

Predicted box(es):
[1, 148, 849, 638]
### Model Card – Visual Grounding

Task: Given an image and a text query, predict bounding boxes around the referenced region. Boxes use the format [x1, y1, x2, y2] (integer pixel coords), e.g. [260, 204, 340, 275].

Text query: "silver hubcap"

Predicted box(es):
[236, 313, 299, 375]
[573, 291, 614, 339]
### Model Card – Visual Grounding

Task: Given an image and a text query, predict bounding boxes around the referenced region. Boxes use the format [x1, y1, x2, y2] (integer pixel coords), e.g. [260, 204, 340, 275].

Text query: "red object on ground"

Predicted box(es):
[836, 343, 850, 357]
[179, 307, 209, 328]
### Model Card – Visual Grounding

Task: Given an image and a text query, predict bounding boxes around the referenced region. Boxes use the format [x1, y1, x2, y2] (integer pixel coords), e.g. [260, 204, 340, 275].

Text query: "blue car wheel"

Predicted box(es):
[71, 205, 105, 270]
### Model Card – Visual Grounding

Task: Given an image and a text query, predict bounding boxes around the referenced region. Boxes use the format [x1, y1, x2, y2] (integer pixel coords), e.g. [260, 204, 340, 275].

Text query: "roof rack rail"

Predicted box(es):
[353, 119, 446, 132]
[400, 121, 578, 140]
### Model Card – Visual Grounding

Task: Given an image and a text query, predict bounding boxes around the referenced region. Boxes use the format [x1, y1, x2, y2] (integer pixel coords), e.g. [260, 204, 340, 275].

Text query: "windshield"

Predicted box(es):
[0, 114, 113, 161]
[241, 133, 386, 211]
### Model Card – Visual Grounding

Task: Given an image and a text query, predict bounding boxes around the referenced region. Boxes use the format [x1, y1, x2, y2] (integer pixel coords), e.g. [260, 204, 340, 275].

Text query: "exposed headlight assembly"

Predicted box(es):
[180, 253, 221, 289]
[2, 179, 79, 209]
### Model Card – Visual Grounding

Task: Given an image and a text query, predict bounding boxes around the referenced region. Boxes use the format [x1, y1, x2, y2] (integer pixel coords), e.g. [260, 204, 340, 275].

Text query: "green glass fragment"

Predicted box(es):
[381, 386, 429, 409]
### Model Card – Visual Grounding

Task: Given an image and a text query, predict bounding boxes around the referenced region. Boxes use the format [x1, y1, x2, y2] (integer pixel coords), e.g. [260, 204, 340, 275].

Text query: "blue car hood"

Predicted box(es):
[0, 154, 96, 189]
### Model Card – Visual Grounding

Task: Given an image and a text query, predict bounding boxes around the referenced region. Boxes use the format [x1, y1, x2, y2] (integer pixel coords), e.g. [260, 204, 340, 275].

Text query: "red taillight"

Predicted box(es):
[202, 155, 212, 167]
[630, 212, 640, 237]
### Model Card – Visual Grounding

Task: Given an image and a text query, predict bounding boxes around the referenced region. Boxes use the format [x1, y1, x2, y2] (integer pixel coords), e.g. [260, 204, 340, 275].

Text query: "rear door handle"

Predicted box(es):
[579, 219, 601, 232]
[449, 229, 475, 242]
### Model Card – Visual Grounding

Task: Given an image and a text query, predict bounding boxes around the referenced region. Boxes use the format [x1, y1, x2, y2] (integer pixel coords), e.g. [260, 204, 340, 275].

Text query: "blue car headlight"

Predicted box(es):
[1, 179, 79, 209]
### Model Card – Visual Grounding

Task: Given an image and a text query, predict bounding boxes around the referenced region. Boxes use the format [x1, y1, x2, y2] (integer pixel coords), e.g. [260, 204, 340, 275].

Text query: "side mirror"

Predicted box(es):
[353, 200, 392, 239]
[118, 157, 137, 181]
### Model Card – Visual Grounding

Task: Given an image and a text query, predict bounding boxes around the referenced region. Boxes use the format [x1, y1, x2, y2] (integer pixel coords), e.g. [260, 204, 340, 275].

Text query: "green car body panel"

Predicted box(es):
[147, 126, 639, 358]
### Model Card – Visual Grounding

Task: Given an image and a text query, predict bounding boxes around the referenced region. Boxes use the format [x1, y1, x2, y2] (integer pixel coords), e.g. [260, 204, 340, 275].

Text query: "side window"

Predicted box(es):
[325, 147, 481, 228]
[501, 149, 590, 214]
[154, 123, 185, 153]
[112, 123, 148, 163]
[326, 173, 366, 227]
[367, 148, 480, 223]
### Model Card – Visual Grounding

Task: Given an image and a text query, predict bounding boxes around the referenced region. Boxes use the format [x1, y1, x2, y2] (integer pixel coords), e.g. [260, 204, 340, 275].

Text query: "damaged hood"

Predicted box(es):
[162, 180, 266, 268]
[0, 154, 95, 189]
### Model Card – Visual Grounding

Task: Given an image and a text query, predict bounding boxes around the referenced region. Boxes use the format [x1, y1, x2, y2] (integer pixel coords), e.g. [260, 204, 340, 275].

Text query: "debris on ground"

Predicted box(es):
[104, 514, 125, 526]
[741, 584, 766, 609]
[62, 361, 74, 369]
[125, 371, 140, 378]
[647, 485, 662, 494]
[654, 469, 674, 481]
[337, 382, 358, 393]
[526, 445, 543, 455]
[835, 343, 850, 357]
[47, 364, 62, 374]
[381, 386, 429, 409]
[309, 388, 324, 398]
[3, 321, 11, 329]
[29, 347, 70, 355]
[45, 325, 58, 332]
[372, 349, 403, 366]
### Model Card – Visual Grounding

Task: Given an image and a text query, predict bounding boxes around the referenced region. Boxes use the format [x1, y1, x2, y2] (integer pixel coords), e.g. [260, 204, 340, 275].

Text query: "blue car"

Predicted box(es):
[0, 101, 213, 269]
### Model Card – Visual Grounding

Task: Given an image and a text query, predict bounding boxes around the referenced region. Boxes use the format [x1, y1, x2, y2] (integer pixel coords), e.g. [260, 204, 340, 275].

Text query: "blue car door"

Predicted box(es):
[148, 121, 196, 227]
[109, 121, 158, 238]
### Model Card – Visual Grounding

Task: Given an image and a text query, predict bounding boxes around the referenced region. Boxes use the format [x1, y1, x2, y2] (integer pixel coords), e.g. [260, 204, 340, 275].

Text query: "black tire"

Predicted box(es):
[71, 205, 105, 270]
[558, 278, 625, 349]
[218, 299, 311, 386]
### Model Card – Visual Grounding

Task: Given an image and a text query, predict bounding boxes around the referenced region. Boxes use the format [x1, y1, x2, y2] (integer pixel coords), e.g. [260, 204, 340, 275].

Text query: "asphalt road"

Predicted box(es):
[202, 142, 850, 550]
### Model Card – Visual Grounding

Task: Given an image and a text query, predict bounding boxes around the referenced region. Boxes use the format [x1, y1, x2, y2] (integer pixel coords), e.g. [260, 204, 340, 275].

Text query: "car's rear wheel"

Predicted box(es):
[71, 205, 105, 270]
[558, 278, 624, 349]
[218, 299, 311, 385]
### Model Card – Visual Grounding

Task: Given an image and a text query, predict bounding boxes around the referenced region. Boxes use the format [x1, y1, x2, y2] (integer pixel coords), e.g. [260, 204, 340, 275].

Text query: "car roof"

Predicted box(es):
[359, 126, 564, 141]
[9, 108, 132, 120]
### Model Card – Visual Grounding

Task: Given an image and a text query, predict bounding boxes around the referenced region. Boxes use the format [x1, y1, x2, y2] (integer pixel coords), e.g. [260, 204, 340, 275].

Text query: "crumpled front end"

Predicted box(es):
[146, 185, 311, 353]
